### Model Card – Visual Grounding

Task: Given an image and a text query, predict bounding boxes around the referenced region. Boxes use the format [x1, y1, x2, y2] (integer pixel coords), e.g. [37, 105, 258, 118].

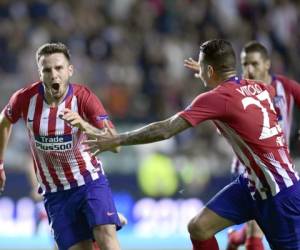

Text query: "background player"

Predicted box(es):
[66, 39, 300, 250]
[0, 42, 122, 250]
[226, 41, 300, 250]
[185, 40, 300, 250]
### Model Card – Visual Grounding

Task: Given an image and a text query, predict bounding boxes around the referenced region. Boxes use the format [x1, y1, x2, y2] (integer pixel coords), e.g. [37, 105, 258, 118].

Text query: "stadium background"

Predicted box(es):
[1, 0, 300, 249]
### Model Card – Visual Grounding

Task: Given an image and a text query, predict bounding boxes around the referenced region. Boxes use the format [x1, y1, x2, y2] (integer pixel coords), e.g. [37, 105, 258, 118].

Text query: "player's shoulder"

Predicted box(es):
[195, 84, 231, 104]
[275, 74, 290, 82]
[71, 83, 94, 97]
[12, 81, 41, 99]
[217, 78, 250, 95]
[274, 74, 297, 85]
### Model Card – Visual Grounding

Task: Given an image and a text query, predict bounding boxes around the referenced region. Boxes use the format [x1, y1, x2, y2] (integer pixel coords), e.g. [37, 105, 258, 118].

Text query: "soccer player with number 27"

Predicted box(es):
[81, 39, 300, 250]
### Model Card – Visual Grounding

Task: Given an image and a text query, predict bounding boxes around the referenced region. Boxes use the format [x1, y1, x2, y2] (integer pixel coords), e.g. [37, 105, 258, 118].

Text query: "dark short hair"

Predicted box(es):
[36, 42, 71, 64]
[242, 41, 269, 60]
[199, 39, 236, 74]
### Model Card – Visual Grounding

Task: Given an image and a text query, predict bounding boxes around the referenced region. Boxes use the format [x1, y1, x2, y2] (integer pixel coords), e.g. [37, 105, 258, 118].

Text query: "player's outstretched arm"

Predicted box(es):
[83, 114, 191, 156]
[0, 113, 13, 194]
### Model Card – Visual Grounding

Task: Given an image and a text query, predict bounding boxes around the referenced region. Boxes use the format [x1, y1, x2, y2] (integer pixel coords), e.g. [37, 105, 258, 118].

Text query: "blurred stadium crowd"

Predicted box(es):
[1, 0, 300, 199]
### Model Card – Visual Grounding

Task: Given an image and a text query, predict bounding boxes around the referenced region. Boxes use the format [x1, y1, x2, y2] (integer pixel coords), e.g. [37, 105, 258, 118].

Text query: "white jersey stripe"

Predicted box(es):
[56, 100, 66, 135]
[27, 94, 38, 126]
[40, 102, 50, 135]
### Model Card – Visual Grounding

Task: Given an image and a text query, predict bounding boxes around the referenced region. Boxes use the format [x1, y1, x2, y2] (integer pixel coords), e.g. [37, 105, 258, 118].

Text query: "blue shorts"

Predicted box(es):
[44, 176, 121, 250]
[207, 175, 300, 250]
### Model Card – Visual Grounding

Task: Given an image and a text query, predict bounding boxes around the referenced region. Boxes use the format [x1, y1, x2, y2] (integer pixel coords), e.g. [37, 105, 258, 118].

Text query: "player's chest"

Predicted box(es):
[26, 102, 79, 136]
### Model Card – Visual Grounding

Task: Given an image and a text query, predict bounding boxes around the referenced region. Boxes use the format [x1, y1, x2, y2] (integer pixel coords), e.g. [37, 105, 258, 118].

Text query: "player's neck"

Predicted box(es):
[44, 90, 68, 107]
[208, 72, 236, 88]
[263, 74, 272, 85]
[219, 72, 237, 83]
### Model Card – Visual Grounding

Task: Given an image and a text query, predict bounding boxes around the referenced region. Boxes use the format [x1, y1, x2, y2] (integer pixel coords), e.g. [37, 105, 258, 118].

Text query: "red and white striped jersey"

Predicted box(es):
[3, 82, 113, 194]
[272, 74, 300, 143]
[179, 77, 299, 200]
[231, 75, 300, 175]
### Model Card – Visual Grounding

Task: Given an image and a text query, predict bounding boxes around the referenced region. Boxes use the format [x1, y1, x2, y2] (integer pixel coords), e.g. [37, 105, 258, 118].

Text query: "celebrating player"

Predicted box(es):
[78, 39, 300, 250]
[0, 42, 122, 250]
[185, 40, 300, 250]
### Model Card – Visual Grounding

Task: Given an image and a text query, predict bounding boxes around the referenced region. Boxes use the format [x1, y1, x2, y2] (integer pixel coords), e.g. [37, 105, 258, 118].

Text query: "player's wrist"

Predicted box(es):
[118, 133, 127, 146]
[0, 160, 4, 171]
[80, 120, 90, 132]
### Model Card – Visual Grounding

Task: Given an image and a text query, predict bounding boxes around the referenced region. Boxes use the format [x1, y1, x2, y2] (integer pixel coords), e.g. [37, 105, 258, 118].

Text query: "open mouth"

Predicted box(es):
[51, 83, 60, 91]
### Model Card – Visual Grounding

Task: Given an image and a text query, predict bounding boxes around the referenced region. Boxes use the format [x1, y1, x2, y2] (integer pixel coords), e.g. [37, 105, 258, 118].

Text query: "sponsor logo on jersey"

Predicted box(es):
[35, 134, 73, 151]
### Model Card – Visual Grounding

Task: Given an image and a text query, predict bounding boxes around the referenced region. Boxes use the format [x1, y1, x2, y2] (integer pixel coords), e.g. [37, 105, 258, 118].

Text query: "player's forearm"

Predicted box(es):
[80, 120, 101, 134]
[116, 115, 191, 146]
[0, 114, 12, 163]
[118, 120, 176, 146]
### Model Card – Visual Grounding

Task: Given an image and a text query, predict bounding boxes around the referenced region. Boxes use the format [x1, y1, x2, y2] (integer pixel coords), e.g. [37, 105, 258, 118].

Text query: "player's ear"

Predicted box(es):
[207, 65, 214, 78]
[38, 71, 42, 81]
[68, 64, 74, 77]
[37, 64, 43, 81]
[265, 59, 271, 71]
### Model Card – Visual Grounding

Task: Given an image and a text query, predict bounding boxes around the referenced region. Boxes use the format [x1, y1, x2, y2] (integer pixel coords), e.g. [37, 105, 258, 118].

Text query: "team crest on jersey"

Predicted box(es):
[35, 134, 73, 151]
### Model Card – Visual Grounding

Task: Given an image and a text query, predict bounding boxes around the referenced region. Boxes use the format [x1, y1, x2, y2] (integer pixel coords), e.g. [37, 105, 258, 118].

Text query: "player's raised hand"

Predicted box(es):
[0, 162, 6, 195]
[59, 108, 86, 131]
[184, 57, 200, 78]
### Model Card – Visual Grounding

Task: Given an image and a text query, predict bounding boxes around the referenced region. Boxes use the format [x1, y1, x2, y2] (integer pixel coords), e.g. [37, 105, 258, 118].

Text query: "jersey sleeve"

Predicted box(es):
[278, 75, 300, 107]
[178, 89, 228, 127]
[2, 89, 24, 123]
[80, 88, 114, 129]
